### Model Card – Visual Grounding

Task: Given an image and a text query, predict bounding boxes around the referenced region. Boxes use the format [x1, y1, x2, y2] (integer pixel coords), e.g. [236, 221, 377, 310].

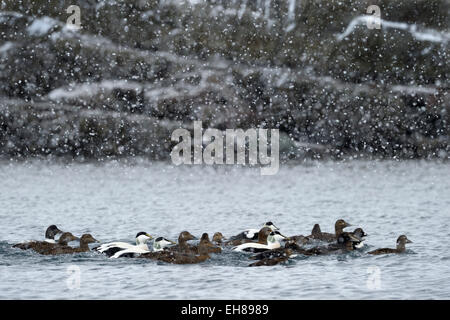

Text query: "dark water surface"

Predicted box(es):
[0, 160, 449, 299]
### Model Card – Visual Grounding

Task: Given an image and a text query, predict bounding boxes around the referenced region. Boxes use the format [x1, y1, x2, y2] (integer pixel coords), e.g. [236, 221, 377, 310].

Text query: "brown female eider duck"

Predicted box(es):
[212, 232, 226, 245]
[286, 232, 360, 256]
[166, 231, 197, 253]
[139, 234, 212, 264]
[286, 224, 321, 244]
[13, 225, 65, 250]
[368, 235, 412, 255]
[13, 232, 79, 253]
[192, 233, 221, 254]
[40, 234, 98, 255]
[310, 219, 352, 242]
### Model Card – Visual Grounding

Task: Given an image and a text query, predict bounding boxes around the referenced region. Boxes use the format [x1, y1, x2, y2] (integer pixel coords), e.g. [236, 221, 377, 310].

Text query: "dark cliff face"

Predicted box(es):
[0, 0, 448, 161]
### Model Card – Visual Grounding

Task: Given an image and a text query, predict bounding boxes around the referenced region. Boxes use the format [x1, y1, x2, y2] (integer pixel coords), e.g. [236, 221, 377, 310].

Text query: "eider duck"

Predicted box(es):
[226, 227, 271, 246]
[249, 246, 296, 261]
[350, 228, 368, 249]
[139, 234, 212, 264]
[94, 232, 153, 257]
[44, 225, 64, 243]
[40, 234, 98, 255]
[13, 232, 79, 253]
[285, 234, 308, 245]
[327, 232, 361, 252]
[310, 224, 322, 238]
[286, 232, 360, 256]
[286, 224, 321, 244]
[249, 248, 295, 267]
[212, 232, 226, 245]
[111, 236, 175, 258]
[232, 230, 286, 253]
[192, 233, 222, 254]
[228, 221, 279, 242]
[310, 219, 352, 242]
[368, 235, 412, 255]
[13, 225, 65, 249]
[166, 231, 197, 253]
[152, 237, 177, 252]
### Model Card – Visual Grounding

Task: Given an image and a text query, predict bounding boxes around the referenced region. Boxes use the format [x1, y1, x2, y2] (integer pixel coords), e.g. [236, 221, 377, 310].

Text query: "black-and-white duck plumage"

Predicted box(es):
[232, 231, 286, 253]
[43, 225, 64, 243]
[95, 232, 152, 257]
[110, 236, 176, 259]
[229, 221, 279, 241]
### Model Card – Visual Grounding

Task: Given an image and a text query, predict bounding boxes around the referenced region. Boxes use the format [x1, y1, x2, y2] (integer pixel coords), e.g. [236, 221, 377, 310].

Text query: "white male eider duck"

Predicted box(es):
[94, 232, 153, 257]
[228, 221, 279, 241]
[232, 231, 286, 253]
[110, 235, 176, 259]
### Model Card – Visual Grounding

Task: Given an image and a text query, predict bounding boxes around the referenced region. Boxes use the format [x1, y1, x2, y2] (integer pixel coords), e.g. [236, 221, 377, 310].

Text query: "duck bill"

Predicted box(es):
[348, 234, 360, 242]
[406, 239, 413, 243]
[146, 234, 153, 240]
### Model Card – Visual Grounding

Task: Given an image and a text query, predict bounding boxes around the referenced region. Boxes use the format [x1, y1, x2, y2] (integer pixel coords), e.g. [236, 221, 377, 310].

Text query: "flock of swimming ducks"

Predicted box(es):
[13, 221, 413, 266]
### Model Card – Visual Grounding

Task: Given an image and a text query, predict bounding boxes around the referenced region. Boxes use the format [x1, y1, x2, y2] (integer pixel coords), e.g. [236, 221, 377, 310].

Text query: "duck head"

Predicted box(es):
[396, 235, 412, 251]
[199, 233, 212, 244]
[263, 221, 279, 231]
[45, 225, 63, 240]
[212, 232, 226, 243]
[153, 237, 176, 251]
[311, 224, 322, 236]
[353, 228, 368, 240]
[335, 219, 352, 234]
[337, 233, 360, 250]
[135, 232, 153, 245]
[80, 234, 99, 245]
[257, 227, 272, 243]
[267, 231, 287, 244]
[197, 233, 216, 256]
[178, 231, 197, 243]
[58, 232, 79, 245]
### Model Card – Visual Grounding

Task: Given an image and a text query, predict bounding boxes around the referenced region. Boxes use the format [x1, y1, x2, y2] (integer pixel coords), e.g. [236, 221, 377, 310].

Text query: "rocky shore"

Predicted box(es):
[0, 0, 448, 161]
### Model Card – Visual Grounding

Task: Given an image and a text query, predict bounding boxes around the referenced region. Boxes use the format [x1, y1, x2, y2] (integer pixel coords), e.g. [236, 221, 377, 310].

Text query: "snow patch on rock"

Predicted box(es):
[27, 16, 58, 36]
[337, 16, 450, 44]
